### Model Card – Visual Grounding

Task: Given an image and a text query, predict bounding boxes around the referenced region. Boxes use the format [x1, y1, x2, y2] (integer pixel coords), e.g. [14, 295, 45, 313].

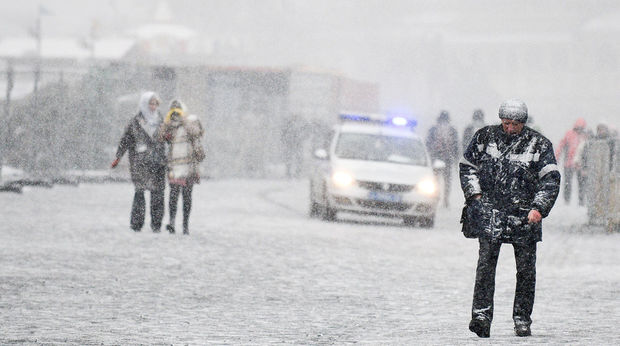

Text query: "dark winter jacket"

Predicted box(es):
[459, 125, 560, 243]
[115, 112, 166, 190]
[426, 123, 459, 164]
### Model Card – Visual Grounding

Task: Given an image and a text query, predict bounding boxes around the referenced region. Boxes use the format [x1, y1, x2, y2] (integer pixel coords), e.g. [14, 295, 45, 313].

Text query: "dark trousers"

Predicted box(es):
[130, 188, 164, 231]
[169, 184, 193, 230]
[563, 167, 586, 205]
[472, 239, 537, 326]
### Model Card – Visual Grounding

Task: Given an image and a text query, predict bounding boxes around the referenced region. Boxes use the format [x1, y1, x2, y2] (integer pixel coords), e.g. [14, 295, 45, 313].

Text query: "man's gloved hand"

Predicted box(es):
[111, 158, 120, 168]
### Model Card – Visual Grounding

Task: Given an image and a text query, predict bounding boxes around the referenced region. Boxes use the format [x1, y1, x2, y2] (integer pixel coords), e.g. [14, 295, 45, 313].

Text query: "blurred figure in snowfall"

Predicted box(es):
[111, 91, 166, 232]
[462, 109, 485, 153]
[581, 123, 616, 173]
[555, 118, 588, 205]
[280, 114, 306, 178]
[580, 123, 617, 225]
[459, 99, 560, 338]
[425, 110, 459, 207]
[159, 99, 205, 235]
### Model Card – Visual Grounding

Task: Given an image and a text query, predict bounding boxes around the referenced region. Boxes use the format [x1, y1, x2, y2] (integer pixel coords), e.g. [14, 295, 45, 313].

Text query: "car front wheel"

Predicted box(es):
[320, 184, 337, 221]
[309, 199, 320, 218]
[322, 205, 337, 221]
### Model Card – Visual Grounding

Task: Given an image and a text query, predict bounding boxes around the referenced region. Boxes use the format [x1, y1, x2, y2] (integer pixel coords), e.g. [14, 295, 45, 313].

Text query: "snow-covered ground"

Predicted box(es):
[1, 179, 618, 344]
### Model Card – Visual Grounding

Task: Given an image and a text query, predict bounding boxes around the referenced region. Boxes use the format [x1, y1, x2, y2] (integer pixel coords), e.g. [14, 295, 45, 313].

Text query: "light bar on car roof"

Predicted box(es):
[339, 113, 372, 122]
[339, 113, 417, 129]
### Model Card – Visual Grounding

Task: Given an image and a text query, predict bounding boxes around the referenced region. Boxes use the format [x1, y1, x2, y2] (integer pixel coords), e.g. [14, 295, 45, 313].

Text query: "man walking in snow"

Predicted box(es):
[459, 99, 560, 338]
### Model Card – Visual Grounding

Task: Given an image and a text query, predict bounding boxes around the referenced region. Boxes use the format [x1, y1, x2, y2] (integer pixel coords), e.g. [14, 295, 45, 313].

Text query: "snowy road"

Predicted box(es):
[1, 180, 619, 344]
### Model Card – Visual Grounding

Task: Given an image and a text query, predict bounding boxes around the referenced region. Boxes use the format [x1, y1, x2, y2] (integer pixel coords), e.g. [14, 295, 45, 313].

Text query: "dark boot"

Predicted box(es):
[166, 224, 176, 234]
[514, 323, 531, 337]
[469, 317, 490, 338]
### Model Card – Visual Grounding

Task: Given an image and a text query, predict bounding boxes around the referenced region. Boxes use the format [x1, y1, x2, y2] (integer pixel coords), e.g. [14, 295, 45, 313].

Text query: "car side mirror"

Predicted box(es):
[314, 148, 328, 160]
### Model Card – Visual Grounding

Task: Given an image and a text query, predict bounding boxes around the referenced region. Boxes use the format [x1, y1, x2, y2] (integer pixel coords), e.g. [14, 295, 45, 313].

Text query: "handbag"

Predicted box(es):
[460, 198, 493, 239]
[460, 201, 480, 238]
[191, 137, 206, 162]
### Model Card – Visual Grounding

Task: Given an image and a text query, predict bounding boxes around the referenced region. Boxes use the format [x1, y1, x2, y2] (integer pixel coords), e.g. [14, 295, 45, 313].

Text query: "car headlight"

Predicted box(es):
[332, 171, 354, 188]
[417, 178, 437, 196]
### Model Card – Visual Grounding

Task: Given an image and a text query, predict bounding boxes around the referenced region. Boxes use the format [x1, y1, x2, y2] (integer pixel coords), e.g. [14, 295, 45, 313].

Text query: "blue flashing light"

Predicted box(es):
[388, 116, 417, 129]
[391, 116, 408, 126]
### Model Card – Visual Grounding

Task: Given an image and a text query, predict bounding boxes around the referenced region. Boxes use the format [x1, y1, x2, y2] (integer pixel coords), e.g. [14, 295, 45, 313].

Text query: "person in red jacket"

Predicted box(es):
[555, 118, 588, 205]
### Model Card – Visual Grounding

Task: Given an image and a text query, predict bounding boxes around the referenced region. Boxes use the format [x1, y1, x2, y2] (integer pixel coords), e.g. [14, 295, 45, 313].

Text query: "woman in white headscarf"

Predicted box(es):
[159, 99, 205, 235]
[111, 91, 167, 232]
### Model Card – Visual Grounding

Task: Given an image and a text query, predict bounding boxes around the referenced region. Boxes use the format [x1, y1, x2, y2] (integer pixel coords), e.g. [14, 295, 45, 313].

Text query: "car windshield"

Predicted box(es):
[335, 133, 428, 166]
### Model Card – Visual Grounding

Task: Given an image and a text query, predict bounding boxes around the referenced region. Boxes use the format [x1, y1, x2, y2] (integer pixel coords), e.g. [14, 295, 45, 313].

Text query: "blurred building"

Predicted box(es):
[0, 1, 379, 177]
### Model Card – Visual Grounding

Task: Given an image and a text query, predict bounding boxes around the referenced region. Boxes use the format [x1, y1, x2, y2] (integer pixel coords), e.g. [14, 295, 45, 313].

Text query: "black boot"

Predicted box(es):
[514, 323, 531, 337]
[166, 224, 175, 234]
[469, 318, 490, 338]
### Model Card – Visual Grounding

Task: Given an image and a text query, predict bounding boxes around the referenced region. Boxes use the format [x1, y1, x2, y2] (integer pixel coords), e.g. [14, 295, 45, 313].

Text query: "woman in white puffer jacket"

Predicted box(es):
[159, 99, 205, 235]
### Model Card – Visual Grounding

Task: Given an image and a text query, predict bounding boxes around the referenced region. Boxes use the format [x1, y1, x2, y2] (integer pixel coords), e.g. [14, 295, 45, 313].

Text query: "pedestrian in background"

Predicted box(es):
[280, 114, 308, 178]
[159, 99, 205, 235]
[581, 123, 616, 172]
[426, 110, 459, 207]
[580, 123, 617, 225]
[459, 99, 560, 338]
[555, 118, 588, 205]
[111, 91, 166, 232]
[462, 109, 485, 153]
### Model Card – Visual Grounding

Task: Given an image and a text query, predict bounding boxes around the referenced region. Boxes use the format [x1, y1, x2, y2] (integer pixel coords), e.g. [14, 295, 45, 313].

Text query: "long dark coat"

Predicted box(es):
[459, 125, 561, 243]
[115, 112, 166, 190]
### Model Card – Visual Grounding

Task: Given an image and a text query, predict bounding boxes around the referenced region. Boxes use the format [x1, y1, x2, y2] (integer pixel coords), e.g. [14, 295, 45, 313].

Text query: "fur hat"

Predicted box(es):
[498, 99, 528, 123]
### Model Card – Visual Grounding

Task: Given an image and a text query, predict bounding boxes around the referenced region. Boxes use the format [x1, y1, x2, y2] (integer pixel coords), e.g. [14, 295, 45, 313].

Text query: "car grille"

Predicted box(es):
[358, 180, 414, 193]
[357, 199, 412, 212]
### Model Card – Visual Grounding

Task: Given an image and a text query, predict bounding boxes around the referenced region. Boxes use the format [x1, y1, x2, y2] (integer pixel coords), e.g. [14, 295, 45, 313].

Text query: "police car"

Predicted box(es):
[309, 113, 439, 227]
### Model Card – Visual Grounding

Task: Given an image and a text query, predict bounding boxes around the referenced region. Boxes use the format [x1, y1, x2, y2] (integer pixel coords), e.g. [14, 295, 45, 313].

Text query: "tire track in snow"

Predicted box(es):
[257, 181, 308, 217]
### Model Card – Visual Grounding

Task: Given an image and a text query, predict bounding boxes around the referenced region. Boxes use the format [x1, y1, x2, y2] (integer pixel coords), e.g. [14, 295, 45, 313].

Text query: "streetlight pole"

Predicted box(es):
[34, 5, 42, 93]
[0, 63, 14, 182]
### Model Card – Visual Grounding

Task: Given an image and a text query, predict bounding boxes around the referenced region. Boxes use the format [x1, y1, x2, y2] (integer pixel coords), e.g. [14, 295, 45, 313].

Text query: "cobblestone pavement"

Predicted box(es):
[1, 180, 618, 345]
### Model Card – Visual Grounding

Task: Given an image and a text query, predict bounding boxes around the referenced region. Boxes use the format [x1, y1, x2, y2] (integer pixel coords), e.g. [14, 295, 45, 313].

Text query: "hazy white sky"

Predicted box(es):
[2, 0, 619, 140]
